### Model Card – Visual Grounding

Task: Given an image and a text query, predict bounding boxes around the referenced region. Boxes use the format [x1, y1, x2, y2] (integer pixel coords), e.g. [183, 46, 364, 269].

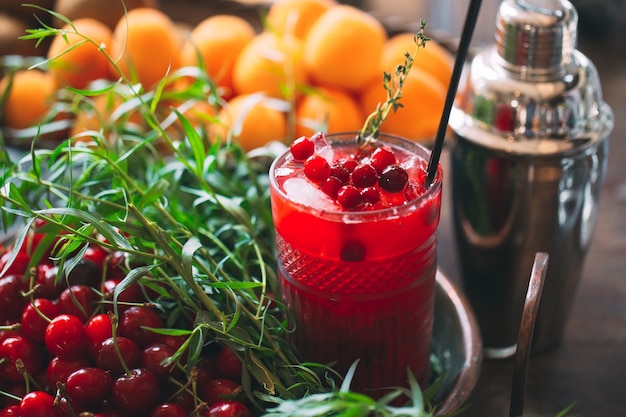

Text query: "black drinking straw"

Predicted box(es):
[425, 0, 483, 186]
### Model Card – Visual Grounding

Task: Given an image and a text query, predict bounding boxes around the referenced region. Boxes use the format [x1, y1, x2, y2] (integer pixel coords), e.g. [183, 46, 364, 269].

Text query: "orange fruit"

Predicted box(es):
[53, 0, 158, 30]
[382, 32, 453, 90]
[295, 86, 363, 137]
[180, 15, 255, 98]
[110, 8, 182, 89]
[303, 5, 386, 92]
[360, 67, 446, 141]
[213, 93, 287, 151]
[266, 0, 336, 39]
[232, 31, 308, 99]
[164, 99, 217, 142]
[0, 69, 57, 130]
[46, 18, 113, 89]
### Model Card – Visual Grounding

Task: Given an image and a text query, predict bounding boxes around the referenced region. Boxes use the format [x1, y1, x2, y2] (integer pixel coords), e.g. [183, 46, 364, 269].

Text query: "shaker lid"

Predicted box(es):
[450, 0, 614, 155]
[496, 0, 577, 76]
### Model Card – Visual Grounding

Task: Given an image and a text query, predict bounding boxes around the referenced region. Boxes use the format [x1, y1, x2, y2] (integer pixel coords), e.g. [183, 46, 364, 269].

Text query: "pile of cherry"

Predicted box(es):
[0, 229, 251, 417]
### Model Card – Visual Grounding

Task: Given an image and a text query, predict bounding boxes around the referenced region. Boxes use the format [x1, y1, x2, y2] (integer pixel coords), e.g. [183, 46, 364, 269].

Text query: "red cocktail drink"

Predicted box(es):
[269, 132, 442, 393]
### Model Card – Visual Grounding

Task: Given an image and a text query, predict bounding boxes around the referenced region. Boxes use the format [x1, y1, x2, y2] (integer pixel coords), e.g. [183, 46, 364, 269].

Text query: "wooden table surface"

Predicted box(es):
[437, 29, 626, 417]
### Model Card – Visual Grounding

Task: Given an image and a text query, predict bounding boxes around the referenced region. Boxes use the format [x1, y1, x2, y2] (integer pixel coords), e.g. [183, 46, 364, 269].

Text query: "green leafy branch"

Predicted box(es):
[359, 20, 430, 143]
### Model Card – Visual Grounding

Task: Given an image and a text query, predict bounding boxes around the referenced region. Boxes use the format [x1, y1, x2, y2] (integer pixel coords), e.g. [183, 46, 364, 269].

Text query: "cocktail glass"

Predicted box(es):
[269, 132, 442, 394]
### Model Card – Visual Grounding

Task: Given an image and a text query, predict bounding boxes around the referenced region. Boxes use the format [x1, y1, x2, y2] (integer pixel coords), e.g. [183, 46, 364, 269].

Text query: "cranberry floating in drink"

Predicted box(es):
[269, 132, 442, 394]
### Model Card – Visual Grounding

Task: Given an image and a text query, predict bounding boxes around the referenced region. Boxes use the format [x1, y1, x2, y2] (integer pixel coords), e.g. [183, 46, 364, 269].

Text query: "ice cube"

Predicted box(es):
[283, 177, 337, 211]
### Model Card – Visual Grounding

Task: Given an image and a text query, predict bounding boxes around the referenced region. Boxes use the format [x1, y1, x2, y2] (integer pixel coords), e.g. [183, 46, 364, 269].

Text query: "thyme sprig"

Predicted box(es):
[358, 20, 430, 144]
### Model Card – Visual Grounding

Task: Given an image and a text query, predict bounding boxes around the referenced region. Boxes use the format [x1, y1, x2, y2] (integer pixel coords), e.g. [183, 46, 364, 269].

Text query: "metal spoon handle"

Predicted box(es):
[509, 252, 549, 417]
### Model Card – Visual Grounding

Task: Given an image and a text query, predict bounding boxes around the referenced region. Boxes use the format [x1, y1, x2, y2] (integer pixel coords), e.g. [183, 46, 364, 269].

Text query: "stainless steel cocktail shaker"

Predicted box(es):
[449, 0, 614, 357]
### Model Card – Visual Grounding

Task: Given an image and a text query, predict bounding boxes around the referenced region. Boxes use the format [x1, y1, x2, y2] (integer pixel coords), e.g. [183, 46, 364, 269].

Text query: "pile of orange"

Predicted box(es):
[0, 0, 454, 150]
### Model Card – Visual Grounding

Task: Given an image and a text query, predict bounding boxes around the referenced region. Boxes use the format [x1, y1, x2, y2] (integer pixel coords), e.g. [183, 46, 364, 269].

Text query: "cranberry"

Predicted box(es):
[329, 162, 350, 183]
[149, 403, 188, 417]
[58, 285, 100, 321]
[45, 314, 88, 360]
[379, 164, 408, 193]
[360, 187, 380, 204]
[96, 336, 141, 376]
[65, 367, 113, 407]
[321, 176, 343, 199]
[19, 391, 54, 417]
[303, 155, 330, 183]
[205, 401, 252, 417]
[0, 335, 44, 382]
[111, 368, 160, 416]
[369, 146, 396, 174]
[340, 242, 366, 262]
[337, 185, 362, 210]
[350, 163, 378, 188]
[21, 298, 61, 343]
[118, 306, 164, 347]
[338, 157, 358, 173]
[289, 136, 315, 161]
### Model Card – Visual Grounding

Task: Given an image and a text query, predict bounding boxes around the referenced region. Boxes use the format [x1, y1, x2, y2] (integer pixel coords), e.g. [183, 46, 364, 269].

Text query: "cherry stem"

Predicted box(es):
[110, 313, 132, 376]
[426, 0, 483, 186]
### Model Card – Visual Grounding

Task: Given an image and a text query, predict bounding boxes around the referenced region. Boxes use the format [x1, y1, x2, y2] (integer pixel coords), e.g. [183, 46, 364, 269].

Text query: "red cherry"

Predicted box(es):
[0, 275, 29, 321]
[65, 367, 113, 407]
[19, 391, 54, 417]
[369, 146, 396, 174]
[111, 368, 160, 416]
[303, 155, 330, 183]
[96, 336, 141, 376]
[337, 185, 362, 210]
[34, 263, 62, 299]
[140, 343, 178, 378]
[58, 285, 100, 321]
[84, 313, 113, 358]
[44, 314, 88, 360]
[47, 355, 93, 388]
[102, 279, 145, 311]
[201, 378, 242, 406]
[194, 357, 220, 390]
[350, 163, 378, 188]
[0, 335, 44, 382]
[0, 251, 30, 277]
[157, 333, 186, 351]
[0, 405, 20, 416]
[149, 403, 188, 417]
[215, 346, 242, 382]
[118, 306, 164, 347]
[204, 401, 251, 417]
[290, 136, 315, 161]
[0, 319, 22, 343]
[21, 298, 61, 343]
[0, 384, 26, 409]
